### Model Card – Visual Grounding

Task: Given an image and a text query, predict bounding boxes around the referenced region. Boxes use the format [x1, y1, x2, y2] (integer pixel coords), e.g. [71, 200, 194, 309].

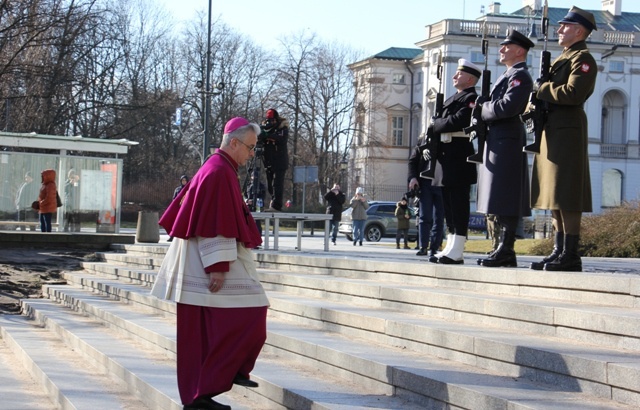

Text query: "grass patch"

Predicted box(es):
[465, 238, 542, 255]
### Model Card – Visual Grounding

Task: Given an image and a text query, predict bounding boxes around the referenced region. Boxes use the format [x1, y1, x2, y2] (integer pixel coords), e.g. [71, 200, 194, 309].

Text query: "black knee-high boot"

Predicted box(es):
[530, 232, 564, 270]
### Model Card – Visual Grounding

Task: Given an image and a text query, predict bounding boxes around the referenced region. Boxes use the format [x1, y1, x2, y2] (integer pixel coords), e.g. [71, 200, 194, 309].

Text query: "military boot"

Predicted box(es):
[530, 232, 564, 270]
[479, 229, 517, 268]
[544, 234, 582, 272]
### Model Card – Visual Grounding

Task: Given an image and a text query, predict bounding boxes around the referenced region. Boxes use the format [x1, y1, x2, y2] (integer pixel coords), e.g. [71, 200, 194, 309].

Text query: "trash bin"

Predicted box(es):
[136, 211, 160, 243]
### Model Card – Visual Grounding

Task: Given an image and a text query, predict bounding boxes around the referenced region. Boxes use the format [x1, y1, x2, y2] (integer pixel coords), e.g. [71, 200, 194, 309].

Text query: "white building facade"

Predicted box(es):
[347, 0, 640, 214]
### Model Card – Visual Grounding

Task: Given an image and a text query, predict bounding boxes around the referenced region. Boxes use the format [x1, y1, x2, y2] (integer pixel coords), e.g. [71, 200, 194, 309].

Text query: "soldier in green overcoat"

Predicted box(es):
[530, 6, 598, 272]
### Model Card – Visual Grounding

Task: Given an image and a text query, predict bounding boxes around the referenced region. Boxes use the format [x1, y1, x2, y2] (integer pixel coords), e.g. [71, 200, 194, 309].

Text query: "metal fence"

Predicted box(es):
[354, 184, 410, 202]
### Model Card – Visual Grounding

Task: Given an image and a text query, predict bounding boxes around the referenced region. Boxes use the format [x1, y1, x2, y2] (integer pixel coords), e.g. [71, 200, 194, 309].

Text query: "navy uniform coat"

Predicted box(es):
[476, 61, 532, 217]
[431, 87, 478, 187]
[531, 41, 596, 212]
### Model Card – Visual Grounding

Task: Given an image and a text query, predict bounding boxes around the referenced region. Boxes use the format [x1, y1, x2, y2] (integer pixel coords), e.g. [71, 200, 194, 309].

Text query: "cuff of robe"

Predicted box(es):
[205, 261, 229, 273]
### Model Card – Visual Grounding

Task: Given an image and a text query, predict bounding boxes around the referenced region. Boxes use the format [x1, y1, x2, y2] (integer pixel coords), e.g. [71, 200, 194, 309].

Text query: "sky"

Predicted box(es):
[157, 0, 640, 56]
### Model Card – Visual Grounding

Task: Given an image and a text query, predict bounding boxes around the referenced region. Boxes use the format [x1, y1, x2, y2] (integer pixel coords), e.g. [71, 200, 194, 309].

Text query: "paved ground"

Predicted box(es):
[155, 228, 640, 276]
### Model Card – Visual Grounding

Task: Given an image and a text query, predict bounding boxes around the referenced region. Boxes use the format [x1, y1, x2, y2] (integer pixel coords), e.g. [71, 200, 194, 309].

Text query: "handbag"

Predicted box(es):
[56, 191, 63, 207]
[31, 200, 40, 210]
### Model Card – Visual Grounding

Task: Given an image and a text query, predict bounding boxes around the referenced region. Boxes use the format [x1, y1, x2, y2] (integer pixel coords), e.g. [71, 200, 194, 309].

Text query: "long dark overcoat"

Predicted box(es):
[476, 61, 532, 217]
[431, 87, 478, 187]
[531, 41, 596, 212]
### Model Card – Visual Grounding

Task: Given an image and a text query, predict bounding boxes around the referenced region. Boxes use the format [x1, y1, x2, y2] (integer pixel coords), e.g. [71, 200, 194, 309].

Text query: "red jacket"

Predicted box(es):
[38, 169, 57, 214]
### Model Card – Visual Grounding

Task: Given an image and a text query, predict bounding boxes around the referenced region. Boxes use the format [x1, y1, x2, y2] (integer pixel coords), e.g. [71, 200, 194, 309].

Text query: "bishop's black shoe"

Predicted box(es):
[184, 397, 231, 410]
[233, 374, 259, 388]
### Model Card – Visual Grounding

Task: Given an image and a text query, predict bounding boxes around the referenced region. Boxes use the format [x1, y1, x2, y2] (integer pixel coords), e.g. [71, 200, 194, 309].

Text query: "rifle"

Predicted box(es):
[419, 53, 444, 179]
[465, 21, 490, 164]
[521, 0, 550, 154]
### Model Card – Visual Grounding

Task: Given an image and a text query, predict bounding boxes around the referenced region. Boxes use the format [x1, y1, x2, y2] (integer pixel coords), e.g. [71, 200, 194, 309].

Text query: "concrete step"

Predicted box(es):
[58, 268, 639, 408]
[14, 298, 270, 410]
[78, 259, 640, 352]
[264, 319, 633, 410]
[0, 313, 152, 410]
[68, 266, 170, 314]
[37, 282, 428, 409]
[259, 269, 640, 350]
[253, 252, 640, 309]
[0, 334, 55, 410]
[266, 290, 640, 404]
[98, 247, 640, 310]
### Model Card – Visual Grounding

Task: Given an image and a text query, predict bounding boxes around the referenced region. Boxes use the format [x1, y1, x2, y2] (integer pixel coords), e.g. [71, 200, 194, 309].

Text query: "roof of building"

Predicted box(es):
[508, 6, 640, 32]
[368, 47, 423, 61]
[0, 131, 138, 154]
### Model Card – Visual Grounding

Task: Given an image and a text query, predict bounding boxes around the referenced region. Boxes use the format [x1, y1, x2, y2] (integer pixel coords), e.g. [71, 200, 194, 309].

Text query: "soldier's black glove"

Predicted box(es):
[475, 95, 488, 107]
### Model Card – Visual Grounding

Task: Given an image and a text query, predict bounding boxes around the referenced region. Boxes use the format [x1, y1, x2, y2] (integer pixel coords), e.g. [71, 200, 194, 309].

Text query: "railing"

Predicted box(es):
[601, 144, 628, 158]
[427, 19, 640, 47]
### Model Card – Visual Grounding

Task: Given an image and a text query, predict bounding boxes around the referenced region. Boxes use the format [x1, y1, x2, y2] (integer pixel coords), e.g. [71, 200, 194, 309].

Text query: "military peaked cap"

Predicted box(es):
[558, 6, 597, 32]
[500, 29, 535, 50]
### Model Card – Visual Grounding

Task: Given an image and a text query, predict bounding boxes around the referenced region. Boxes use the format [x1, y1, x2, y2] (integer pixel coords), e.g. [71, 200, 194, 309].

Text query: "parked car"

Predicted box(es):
[338, 201, 418, 242]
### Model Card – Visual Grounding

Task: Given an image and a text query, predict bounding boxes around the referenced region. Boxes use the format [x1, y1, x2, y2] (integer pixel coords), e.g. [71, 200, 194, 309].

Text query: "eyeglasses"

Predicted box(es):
[234, 138, 255, 152]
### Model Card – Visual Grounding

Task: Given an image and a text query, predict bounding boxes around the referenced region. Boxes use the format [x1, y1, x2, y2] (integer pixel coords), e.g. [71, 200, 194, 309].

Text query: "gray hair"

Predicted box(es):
[221, 123, 261, 146]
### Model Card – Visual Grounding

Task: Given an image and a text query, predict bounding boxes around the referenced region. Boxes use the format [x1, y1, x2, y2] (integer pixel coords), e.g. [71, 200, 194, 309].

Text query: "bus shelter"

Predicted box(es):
[0, 132, 138, 233]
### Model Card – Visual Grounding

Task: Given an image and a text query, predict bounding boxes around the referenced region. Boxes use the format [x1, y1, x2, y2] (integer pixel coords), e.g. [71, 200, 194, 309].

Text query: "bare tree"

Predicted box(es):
[0, 0, 110, 135]
[275, 33, 360, 209]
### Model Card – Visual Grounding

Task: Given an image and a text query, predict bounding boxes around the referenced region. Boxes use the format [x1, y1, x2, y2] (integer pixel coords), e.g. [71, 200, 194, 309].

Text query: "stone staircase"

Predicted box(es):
[1, 243, 640, 409]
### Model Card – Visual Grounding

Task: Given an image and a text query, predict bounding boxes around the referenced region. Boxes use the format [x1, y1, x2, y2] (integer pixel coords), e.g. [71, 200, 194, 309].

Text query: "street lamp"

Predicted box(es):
[201, 0, 213, 163]
[339, 158, 348, 189]
[196, 78, 224, 160]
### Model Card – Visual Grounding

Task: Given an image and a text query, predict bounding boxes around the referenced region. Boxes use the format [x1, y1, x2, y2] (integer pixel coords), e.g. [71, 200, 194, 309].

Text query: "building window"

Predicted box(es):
[470, 51, 484, 64]
[609, 61, 624, 73]
[393, 73, 405, 84]
[601, 89, 627, 149]
[392, 116, 404, 146]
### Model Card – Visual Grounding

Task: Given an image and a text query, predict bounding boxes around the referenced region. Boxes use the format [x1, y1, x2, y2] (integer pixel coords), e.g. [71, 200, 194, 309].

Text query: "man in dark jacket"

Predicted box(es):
[408, 136, 444, 259]
[173, 175, 189, 199]
[529, 7, 598, 272]
[429, 59, 480, 264]
[475, 29, 533, 268]
[324, 183, 345, 245]
[168, 175, 189, 242]
[260, 108, 289, 211]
